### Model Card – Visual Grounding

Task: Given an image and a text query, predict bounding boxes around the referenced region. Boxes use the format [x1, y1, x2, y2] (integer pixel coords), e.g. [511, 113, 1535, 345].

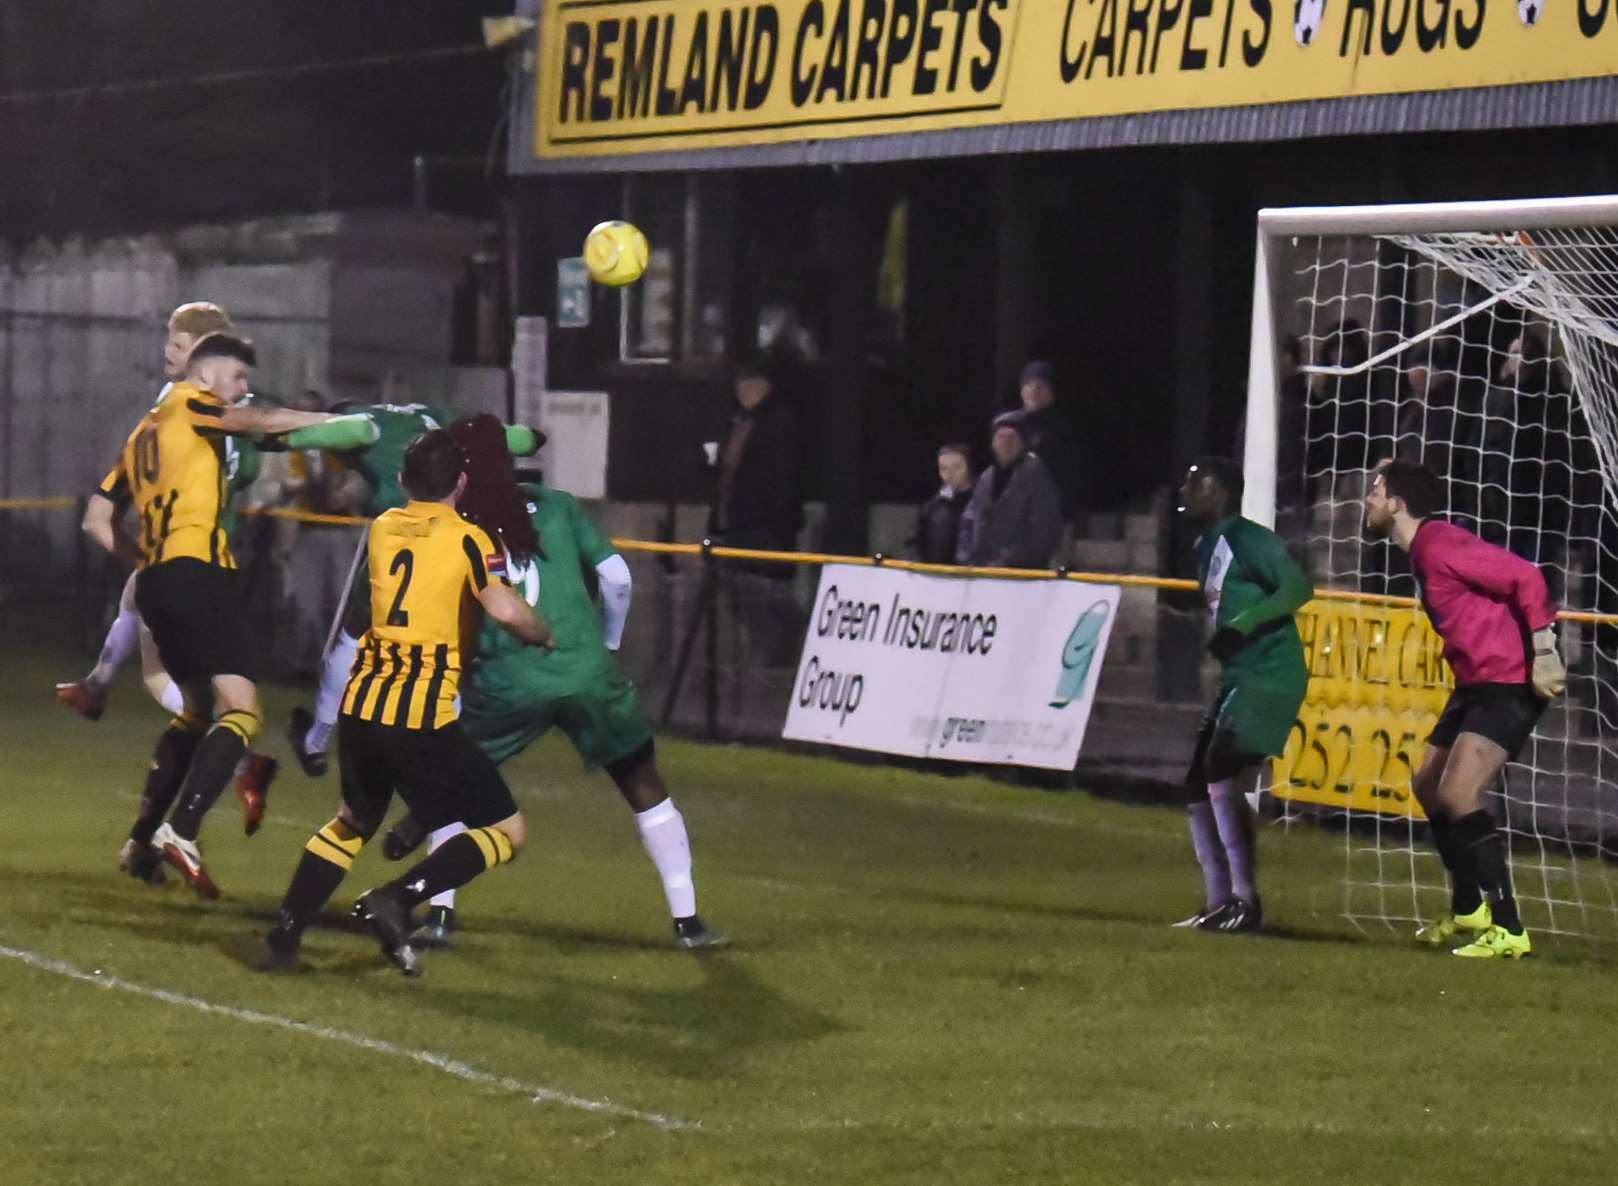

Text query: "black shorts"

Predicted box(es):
[134, 558, 259, 683]
[1428, 683, 1546, 759]
[337, 715, 517, 834]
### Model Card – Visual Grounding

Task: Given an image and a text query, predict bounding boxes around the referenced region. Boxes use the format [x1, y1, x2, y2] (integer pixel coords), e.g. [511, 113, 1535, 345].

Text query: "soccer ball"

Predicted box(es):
[1517, 0, 1542, 24]
[583, 220, 649, 288]
[1294, 0, 1326, 45]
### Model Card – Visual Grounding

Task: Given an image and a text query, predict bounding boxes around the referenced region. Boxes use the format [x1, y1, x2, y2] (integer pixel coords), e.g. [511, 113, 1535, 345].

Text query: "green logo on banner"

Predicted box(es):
[1050, 601, 1111, 708]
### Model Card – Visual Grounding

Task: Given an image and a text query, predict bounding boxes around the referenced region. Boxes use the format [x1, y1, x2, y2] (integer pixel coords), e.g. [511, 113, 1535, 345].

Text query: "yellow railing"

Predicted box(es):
[3, 495, 1612, 622]
[0, 497, 77, 511]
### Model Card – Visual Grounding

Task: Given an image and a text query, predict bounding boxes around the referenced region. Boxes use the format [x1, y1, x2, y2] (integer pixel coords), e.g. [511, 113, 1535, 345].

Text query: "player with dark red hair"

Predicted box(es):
[384, 414, 725, 951]
[448, 413, 543, 563]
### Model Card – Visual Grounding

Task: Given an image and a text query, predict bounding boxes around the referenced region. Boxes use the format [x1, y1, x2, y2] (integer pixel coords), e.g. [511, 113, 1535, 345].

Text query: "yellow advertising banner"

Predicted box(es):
[1272, 598, 1453, 820]
[536, 0, 1618, 158]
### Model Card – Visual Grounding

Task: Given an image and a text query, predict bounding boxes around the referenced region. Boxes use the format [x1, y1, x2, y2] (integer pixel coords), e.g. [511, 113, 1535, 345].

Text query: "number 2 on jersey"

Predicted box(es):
[386, 549, 414, 626]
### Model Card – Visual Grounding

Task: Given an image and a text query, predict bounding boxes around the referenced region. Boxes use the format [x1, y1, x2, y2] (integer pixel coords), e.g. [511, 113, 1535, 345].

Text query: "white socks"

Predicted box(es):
[427, 823, 467, 910]
[93, 604, 184, 717]
[1187, 801, 1231, 909]
[636, 797, 696, 919]
[1209, 779, 1258, 903]
[308, 631, 360, 753]
[419, 798, 698, 921]
[156, 679, 185, 715]
[89, 607, 141, 690]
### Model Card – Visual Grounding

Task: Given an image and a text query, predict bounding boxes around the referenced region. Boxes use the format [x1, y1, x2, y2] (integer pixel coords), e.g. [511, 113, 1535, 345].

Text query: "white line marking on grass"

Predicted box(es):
[787, 1110, 1614, 1141]
[0, 941, 698, 1132]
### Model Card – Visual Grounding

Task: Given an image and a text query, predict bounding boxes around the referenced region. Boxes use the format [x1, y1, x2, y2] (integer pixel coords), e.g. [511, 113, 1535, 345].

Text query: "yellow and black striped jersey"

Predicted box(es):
[341, 500, 503, 730]
[98, 382, 234, 569]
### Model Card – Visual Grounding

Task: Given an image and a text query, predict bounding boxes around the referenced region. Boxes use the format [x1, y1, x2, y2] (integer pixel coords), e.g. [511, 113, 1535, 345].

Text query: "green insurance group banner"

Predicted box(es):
[537, 0, 1618, 157]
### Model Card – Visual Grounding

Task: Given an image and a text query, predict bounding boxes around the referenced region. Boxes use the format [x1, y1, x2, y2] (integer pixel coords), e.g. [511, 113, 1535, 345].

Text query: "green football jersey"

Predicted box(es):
[342, 402, 456, 514]
[220, 435, 261, 545]
[470, 484, 620, 692]
[1194, 514, 1311, 683]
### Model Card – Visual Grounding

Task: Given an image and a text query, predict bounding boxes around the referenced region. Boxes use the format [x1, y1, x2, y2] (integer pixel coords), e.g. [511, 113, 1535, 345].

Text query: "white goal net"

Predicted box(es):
[1247, 197, 1618, 940]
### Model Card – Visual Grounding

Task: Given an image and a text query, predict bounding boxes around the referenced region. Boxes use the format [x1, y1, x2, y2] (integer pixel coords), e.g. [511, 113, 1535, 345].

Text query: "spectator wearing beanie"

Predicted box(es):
[955, 411, 1064, 569]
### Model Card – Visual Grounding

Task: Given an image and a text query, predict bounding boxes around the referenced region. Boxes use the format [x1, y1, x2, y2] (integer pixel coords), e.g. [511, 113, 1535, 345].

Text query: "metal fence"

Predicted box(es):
[12, 493, 1618, 879]
[0, 499, 1217, 791]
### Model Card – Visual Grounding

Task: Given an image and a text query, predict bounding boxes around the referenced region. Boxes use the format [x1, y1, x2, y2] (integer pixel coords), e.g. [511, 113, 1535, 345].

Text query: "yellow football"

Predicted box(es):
[583, 220, 650, 288]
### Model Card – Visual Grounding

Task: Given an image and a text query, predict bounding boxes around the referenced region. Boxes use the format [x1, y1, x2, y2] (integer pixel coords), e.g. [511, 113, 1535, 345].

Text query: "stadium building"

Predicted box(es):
[504, 0, 1618, 553]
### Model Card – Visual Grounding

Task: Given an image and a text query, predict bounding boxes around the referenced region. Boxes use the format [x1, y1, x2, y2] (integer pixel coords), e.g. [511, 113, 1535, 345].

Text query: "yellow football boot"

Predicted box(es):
[1452, 925, 1532, 960]
[1415, 902, 1491, 946]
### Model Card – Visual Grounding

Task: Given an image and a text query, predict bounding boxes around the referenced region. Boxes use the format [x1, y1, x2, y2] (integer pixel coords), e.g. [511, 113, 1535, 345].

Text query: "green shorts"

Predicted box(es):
[1208, 674, 1307, 760]
[460, 663, 653, 771]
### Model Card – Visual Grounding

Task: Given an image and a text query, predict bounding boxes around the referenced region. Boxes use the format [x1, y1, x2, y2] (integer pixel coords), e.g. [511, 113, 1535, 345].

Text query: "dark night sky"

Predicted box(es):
[0, 2, 514, 242]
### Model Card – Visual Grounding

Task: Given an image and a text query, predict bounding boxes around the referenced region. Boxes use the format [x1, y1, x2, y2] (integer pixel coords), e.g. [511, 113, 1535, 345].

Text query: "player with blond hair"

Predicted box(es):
[60, 302, 238, 723]
[56, 304, 293, 872]
[85, 330, 341, 895]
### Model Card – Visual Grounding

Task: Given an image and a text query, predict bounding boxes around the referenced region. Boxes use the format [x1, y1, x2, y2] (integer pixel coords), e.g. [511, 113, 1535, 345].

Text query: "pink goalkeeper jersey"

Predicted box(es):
[1407, 520, 1558, 687]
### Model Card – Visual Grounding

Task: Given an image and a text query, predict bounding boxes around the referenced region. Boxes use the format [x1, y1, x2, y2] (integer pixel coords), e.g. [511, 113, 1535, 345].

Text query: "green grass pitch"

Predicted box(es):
[4, 631, 1618, 1185]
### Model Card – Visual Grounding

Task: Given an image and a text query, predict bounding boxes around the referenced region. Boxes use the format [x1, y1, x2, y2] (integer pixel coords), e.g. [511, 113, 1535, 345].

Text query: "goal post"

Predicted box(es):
[1245, 194, 1618, 939]
[1242, 227, 1284, 531]
[1246, 194, 1618, 519]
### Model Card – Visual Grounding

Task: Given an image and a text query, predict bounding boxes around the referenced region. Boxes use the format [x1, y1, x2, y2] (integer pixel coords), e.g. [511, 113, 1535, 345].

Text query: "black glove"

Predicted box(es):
[1207, 627, 1248, 663]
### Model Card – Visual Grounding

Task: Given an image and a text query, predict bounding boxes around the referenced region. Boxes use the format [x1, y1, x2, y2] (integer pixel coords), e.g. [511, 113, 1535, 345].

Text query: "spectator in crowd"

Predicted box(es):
[1312, 321, 1434, 594]
[1391, 337, 1494, 533]
[1304, 320, 1369, 480]
[1396, 356, 1462, 470]
[1478, 325, 1612, 734]
[909, 443, 975, 564]
[1304, 319, 1408, 492]
[1492, 328, 1576, 601]
[956, 411, 1064, 569]
[1395, 364, 1452, 462]
[1014, 360, 1079, 515]
[706, 354, 806, 668]
[707, 354, 804, 563]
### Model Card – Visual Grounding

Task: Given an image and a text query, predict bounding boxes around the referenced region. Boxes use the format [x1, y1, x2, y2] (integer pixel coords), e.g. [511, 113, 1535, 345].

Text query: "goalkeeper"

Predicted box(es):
[381, 414, 726, 952]
[1175, 458, 1312, 934]
[1363, 460, 1564, 959]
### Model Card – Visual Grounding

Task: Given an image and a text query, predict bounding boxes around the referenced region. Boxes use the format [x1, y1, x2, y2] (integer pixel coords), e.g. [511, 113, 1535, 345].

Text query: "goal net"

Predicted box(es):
[1245, 196, 1618, 940]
